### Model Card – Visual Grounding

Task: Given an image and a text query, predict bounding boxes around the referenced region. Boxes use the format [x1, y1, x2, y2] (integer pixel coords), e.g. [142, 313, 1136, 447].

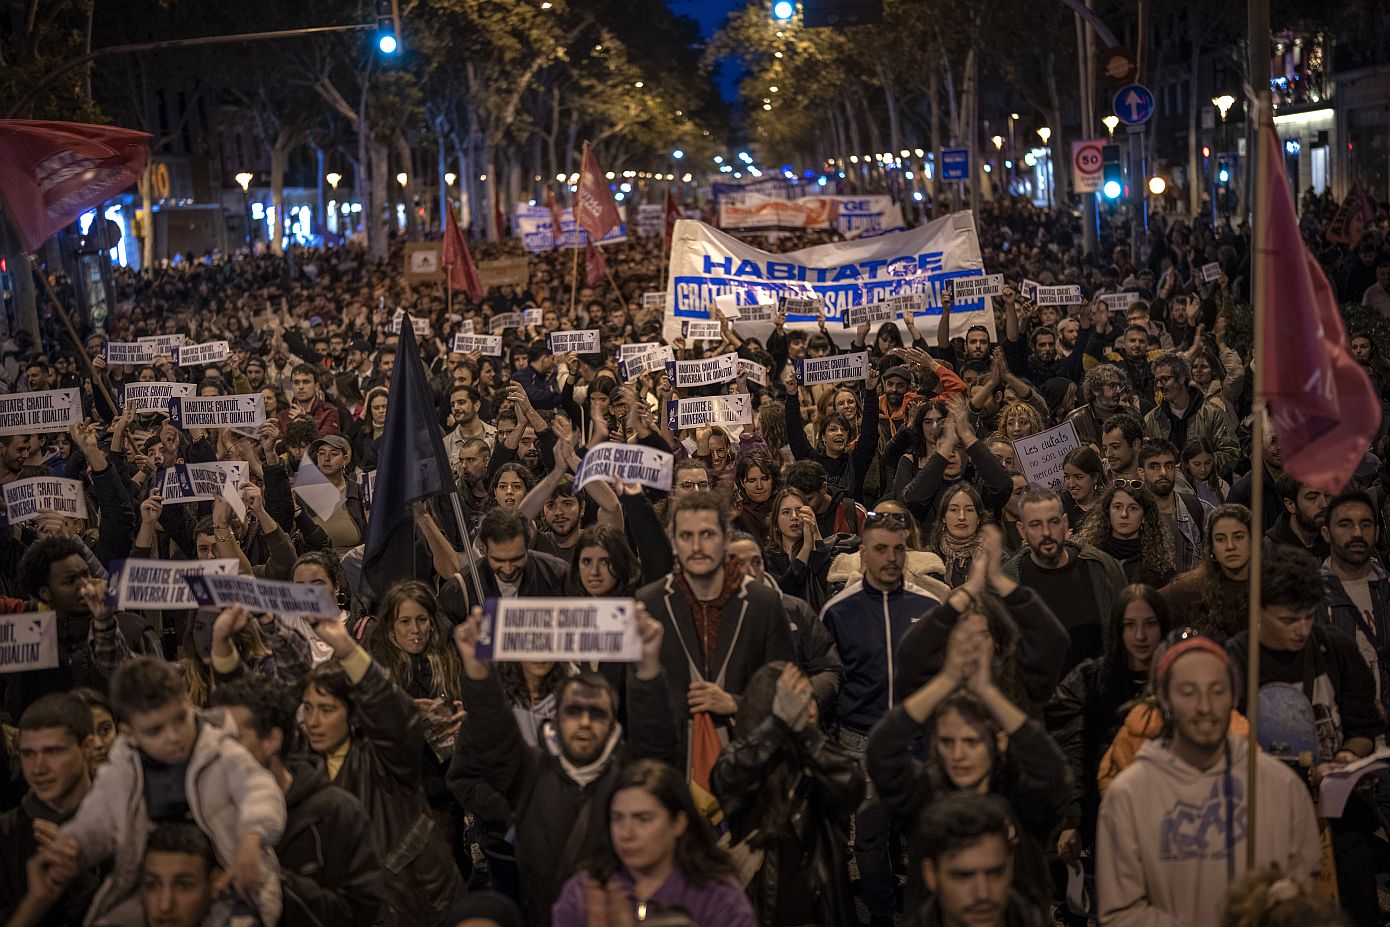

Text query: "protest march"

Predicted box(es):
[2, 2, 1390, 926]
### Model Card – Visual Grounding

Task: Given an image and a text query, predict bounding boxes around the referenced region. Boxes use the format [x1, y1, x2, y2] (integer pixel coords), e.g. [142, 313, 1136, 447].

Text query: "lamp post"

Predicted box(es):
[1211, 94, 1236, 223]
[1008, 113, 1019, 187]
[1037, 127, 1052, 208]
[1102, 115, 1119, 139]
[234, 172, 254, 250]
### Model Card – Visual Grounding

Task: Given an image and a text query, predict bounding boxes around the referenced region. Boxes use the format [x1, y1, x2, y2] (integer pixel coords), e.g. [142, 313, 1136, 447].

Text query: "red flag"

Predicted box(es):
[442, 207, 484, 303]
[1326, 178, 1375, 245]
[574, 147, 621, 244]
[493, 194, 505, 242]
[664, 190, 682, 247]
[585, 241, 607, 287]
[1261, 124, 1381, 494]
[546, 188, 564, 247]
[0, 120, 149, 253]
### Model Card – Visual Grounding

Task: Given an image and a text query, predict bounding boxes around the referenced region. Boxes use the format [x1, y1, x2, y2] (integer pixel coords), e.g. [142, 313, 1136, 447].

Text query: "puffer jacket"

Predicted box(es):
[62, 710, 285, 927]
[328, 658, 462, 927]
[1142, 386, 1241, 477]
[712, 718, 865, 927]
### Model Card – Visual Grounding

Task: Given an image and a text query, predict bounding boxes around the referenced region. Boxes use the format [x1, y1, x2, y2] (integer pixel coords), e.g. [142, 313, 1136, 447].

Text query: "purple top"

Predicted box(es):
[551, 867, 755, 927]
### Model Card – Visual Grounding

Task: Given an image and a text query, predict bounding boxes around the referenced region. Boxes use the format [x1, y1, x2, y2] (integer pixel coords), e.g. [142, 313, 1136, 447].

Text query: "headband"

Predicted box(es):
[1155, 636, 1233, 688]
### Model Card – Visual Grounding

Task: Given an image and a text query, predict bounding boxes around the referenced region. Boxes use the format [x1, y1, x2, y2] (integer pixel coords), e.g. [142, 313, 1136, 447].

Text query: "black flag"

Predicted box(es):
[362, 322, 452, 595]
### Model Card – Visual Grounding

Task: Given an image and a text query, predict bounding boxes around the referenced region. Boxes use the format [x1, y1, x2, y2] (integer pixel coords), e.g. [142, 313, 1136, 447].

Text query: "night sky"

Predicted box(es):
[673, 0, 745, 103]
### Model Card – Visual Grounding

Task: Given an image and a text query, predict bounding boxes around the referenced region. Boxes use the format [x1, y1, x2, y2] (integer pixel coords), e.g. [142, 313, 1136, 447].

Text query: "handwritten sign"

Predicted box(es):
[950, 274, 1004, 300]
[793, 350, 870, 386]
[476, 597, 641, 662]
[0, 389, 81, 436]
[680, 320, 722, 342]
[476, 256, 530, 290]
[489, 312, 524, 333]
[666, 353, 738, 388]
[573, 442, 673, 492]
[1201, 261, 1223, 283]
[119, 382, 195, 414]
[546, 330, 600, 354]
[176, 341, 230, 367]
[619, 345, 674, 381]
[842, 301, 897, 329]
[3, 477, 86, 524]
[1011, 419, 1080, 493]
[159, 461, 248, 505]
[168, 394, 266, 430]
[109, 558, 239, 610]
[666, 394, 752, 430]
[0, 612, 58, 674]
[1034, 285, 1084, 307]
[102, 341, 157, 365]
[184, 573, 340, 620]
[451, 334, 503, 356]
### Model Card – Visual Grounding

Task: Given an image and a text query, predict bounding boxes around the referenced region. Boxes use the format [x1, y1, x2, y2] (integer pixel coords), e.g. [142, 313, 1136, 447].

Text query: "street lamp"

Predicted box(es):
[1212, 94, 1235, 122]
[444, 171, 456, 186]
[396, 172, 408, 187]
[1036, 126, 1051, 144]
[234, 172, 254, 250]
[1035, 129, 1052, 210]
[1148, 176, 1167, 195]
[325, 172, 341, 190]
[1102, 115, 1120, 138]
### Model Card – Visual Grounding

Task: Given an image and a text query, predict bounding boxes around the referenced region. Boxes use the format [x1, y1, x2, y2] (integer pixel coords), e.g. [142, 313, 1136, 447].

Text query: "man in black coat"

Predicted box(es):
[454, 603, 680, 927]
[437, 509, 570, 620]
[209, 677, 384, 927]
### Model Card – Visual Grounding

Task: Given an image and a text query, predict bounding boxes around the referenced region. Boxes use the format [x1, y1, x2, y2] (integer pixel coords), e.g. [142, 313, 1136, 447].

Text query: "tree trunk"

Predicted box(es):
[1187, 13, 1203, 217]
[437, 125, 449, 233]
[314, 146, 326, 241]
[270, 127, 292, 255]
[395, 133, 419, 241]
[484, 147, 498, 243]
[929, 67, 942, 200]
[878, 62, 902, 160]
[369, 138, 390, 260]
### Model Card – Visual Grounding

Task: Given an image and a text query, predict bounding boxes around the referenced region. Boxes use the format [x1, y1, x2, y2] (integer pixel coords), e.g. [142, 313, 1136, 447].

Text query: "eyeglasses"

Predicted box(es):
[864, 511, 909, 529]
[1112, 478, 1145, 491]
[677, 480, 711, 492]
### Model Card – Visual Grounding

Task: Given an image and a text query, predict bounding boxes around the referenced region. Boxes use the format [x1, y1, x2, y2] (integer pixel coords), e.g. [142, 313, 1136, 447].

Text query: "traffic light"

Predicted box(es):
[1201, 145, 1211, 159]
[376, 0, 400, 54]
[1216, 155, 1234, 187]
[1101, 144, 1122, 199]
[771, 0, 795, 21]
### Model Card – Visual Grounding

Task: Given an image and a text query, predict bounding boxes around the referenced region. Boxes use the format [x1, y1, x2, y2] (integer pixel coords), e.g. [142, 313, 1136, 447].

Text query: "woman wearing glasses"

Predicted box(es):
[1076, 480, 1176, 588]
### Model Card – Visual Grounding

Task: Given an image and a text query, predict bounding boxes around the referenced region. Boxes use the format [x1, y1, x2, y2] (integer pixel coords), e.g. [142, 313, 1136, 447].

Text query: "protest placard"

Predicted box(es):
[949, 274, 1004, 300]
[476, 256, 530, 290]
[679, 320, 722, 342]
[1035, 285, 1084, 306]
[793, 351, 871, 386]
[390, 309, 430, 336]
[665, 354, 738, 388]
[453, 319, 476, 336]
[138, 334, 186, 357]
[619, 342, 666, 360]
[184, 573, 340, 620]
[489, 312, 524, 333]
[0, 388, 82, 436]
[102, 341, 157, 365]
[666, 394, 752, 431]
[886, 293, 921, 316]
[177, 341, 230, 367]
[1011, 420, 1080, 493]
[642, 292, 667, 311]
[524, 308, 544, 327]
[119, 382, 195, 414]
[573, 442, 673, 492]
[736, 358, 769, 386]
[842, 300, 897, 329]
[109, 558, 240, 610]
[476, 597, 641, 662]
[451, 334, 503, 356]
[618, 345, 674, 381]
[712, 293, 743, 321]
[167, 394, 266, 430]
[0, 612, 58, 674]
[1020, 279, 1040, 302]
[1201, 261, 1223, 283]
[513, 202, 627, 252]
[780, 295, 823, 315]
[360, 470, 377, 515]
[1099, 291, 1140, 311]
[546, 330, 600, 354]
[3, 477, 86, 524]
[738, 302, 779, 323]
[636, 203, 664, 238]
[159, 461, 248, 504]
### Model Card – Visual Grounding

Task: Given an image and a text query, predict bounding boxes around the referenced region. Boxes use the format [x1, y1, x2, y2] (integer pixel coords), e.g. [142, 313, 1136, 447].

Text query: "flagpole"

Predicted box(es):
[446, 491, 485, 606]
[599, 244, 630, 315]
[568, 143, 587, 318]
[1245, 0, 1271, 871]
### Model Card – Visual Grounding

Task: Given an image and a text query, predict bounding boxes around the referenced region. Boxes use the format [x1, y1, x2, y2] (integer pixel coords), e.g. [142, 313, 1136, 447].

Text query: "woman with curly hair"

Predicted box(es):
[930, 483, 986, 587]
[1220, 869, 1348, 927]
[732, 451, 781, 541]
[1077, 481, 1176, 587]
[991, 399, 1044, 443]
[1159, 503, 1252, 642]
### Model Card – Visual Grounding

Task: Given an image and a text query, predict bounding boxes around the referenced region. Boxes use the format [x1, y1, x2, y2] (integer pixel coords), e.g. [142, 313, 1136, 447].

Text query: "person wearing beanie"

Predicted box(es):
[1096, 629, 1320, 927]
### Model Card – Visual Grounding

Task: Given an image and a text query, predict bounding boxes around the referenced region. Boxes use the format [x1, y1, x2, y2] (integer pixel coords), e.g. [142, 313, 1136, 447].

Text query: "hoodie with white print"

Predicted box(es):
[1096, 732, 1320, 927]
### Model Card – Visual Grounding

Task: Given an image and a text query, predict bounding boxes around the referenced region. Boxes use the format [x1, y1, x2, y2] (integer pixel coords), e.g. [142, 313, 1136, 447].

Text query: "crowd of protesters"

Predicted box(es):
[0, 190, 1388, 927]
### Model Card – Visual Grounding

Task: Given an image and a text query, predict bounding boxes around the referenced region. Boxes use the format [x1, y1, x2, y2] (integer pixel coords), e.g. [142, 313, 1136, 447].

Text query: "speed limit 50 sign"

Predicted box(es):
[1072, 140, 1105, 193]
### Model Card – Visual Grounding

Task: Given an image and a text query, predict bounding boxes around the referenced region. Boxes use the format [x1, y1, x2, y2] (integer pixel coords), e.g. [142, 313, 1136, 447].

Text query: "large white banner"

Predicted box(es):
[717, 194, 903, 238]
[665, 214, 994, 345]
[513, 202, 627, 253]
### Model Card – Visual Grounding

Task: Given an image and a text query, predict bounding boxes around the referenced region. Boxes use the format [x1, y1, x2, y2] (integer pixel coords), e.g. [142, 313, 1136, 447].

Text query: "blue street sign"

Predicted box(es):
[940, 148, 970, 181]
[1113, 84, 1155, 126]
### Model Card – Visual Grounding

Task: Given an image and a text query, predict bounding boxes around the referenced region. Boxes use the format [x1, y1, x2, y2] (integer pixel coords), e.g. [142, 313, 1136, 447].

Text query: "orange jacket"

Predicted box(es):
[1097, 699, 1251, 796]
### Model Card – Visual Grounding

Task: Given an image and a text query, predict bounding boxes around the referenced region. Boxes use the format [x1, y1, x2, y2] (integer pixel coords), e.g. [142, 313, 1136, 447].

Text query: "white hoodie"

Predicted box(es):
[1096, 733, 1320, 927]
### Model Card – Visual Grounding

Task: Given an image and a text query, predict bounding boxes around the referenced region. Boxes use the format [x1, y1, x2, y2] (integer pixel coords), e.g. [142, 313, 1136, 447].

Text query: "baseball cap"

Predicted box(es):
[882, 365, 913, 384]
[308, 315, 325, 327]
[309, 434, 352, 458]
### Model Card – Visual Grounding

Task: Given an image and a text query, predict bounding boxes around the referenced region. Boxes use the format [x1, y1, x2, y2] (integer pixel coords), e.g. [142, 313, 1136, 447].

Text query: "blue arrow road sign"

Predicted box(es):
[1113, 84, 1155, 125]
[940, 148, 970, 181]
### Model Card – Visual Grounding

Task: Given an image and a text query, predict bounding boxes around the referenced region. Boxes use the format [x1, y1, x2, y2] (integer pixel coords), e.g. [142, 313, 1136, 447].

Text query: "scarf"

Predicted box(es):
[937, 530, 983, 567]
[543, 719, 623, 787]
[674, 560, 744, 678]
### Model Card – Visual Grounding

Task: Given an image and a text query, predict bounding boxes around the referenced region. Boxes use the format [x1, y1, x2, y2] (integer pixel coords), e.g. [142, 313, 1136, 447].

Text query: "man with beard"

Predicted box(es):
[532, 483, 583, 559]
[279, 365, 341, 437]
[1090, 324, 1158, 412]
[1142, 352, 1239, 476]
[1266, 475, 1330, 559]
[242, 355, 268, 392]
[437, 509, 570, 617]
[1229, 424, 1290, 533]
[1002, 289, 1089, 387]
[1139, 439, 1207, 573]
[1098, 631, 1319, 926]
[344, 340, 374, 393]
[1004, 490, 1125, 672]
[453, 603, 678, 927]
[443, 384, 497, 477]
[455, 437, 492, 527]
[1100, 413, 1144, 480]
[1067, 364, 1128, 450]
[1319, 491, 1390, 704]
